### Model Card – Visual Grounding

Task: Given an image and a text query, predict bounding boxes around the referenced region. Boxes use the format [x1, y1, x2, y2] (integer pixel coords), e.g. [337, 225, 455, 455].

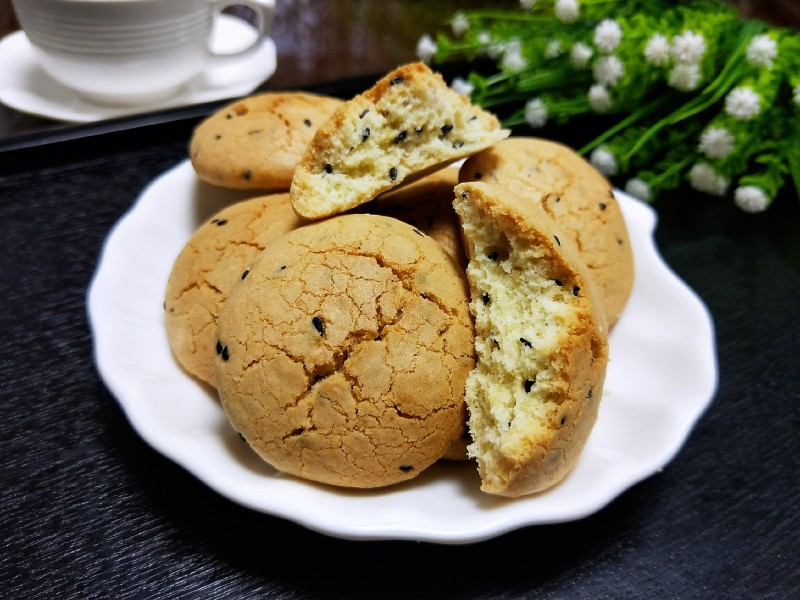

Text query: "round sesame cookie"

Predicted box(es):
[459, 137, 634, 327]
[164, 193, 305, 386]
[214, 214, 475, 489]
[189, 92, 344, 190]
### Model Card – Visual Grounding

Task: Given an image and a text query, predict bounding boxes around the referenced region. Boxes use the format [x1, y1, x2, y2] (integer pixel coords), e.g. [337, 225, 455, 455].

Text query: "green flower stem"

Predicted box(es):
[578, 94, 675, 155]
[621, 20, 765, 162]
[648, 154, 695, 190]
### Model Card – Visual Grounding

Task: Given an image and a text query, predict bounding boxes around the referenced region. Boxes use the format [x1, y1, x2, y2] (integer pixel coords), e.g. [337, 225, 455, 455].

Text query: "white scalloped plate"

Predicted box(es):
[87, 160, 717, 544]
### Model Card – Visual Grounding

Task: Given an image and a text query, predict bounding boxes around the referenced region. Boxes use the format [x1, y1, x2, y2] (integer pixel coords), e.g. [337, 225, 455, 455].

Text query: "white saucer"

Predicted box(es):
[0, 15, 277, 123]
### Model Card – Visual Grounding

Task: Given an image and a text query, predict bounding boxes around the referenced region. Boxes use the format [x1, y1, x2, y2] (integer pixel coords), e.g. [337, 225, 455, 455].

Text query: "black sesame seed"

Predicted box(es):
[599, 202, 607, 211]
[415, 127, 423, 134]
[280, 265, 287, 271]
[394, 130, 407, 143]
[524, 379, 535, 393]
[554, 195, 561, 203]
[554, 235, 561, 246]
[487, 251, 499, 261]
[390, 76, 405, 86]
[560, 416, 567, 425]
[215, 219, 228, 226]
[520, 337, 532, 348]
[572, 286, 580, 296]
[216, 340, 223, 355]
[399, 465, 413, 472]
[241, 270, 249, 280]
[475, 172, 482, 179]
[412, 227, 425, 237]
[389, 167, 397, 180]
[312, 316, 325, 336]
[554, 279, 563, 286]
[469, 115, 478, 121]
[226, 113, 232, 119]
[482, 293, 490, 304]
[587, 389, 593, 399]
[359, 109, 369, 119]
[303, 119, 312, 127]
[215, 134, 222, 140]
[441, 124, 453, 135]
[461, 191, 468, 198]
[244, 169, 253, 181]
[221, 346, 230, 361]
[238, 432, 247, 442]
[324, 163, 333, 174]
[362, 127, 370, 142]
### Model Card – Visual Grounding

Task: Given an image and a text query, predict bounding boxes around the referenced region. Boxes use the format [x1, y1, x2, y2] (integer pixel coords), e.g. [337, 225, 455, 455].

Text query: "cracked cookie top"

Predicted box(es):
[214, 214, 475, 488]
[164, 193, 306, 386]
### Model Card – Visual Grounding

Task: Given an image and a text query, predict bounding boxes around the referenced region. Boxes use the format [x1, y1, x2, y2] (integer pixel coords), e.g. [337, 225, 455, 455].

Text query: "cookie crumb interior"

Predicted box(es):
[453, 184, 603, 495]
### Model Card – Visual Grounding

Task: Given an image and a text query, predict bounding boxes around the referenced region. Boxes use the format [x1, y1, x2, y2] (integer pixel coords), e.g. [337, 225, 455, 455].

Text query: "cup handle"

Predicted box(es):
[209, 0, 275, 60]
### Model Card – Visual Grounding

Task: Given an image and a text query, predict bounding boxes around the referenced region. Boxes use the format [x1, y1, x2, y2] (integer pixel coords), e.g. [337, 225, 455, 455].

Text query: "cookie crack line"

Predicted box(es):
[308, 246, 463, 319]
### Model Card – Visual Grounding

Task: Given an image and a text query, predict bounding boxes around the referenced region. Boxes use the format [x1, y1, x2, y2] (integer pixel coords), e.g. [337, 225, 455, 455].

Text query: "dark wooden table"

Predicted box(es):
[2, 1, 799, 598]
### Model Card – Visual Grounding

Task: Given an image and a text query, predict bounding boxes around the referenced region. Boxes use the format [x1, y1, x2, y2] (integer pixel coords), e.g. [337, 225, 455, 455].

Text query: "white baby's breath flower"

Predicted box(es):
[554, 0, 580, 23]
[794, 84, 800, 107]
[689, 162, 729, 196]
[570, 42, 593, 69]
[478, 31, 491, 45]
[668, 63, 701, 91]
[746, 34, 778, 68]
[486, 38, 505, 59]
[524, 97, 548, 128]
[590, 147, 618, 176]
[451, 12, 470, 37]
[450, 76, 474, 96]
[545, 39, 563, 59]
[671, 30, 706, 64]
[698, 126, 735, 159]
[594, 19, 622, 54]
[734, 185, 770, 213]
[644, 33, 671, 66]
[519, 0, 537, 10]
[593, 55, 624, 87]
[501, 40, 527, 71]
[725, 86, 761, 120]
[625, 178, 652, 202]
[588, 83, 612, 112]
[416, 34, 437, 63]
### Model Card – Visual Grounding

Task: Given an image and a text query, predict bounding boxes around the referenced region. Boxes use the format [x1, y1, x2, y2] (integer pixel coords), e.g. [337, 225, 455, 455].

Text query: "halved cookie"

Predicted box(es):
[453, 181, 609, 497]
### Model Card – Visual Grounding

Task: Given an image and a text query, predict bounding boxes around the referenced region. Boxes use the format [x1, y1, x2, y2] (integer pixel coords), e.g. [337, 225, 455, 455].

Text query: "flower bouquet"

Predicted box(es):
[418, 0, 799, 213]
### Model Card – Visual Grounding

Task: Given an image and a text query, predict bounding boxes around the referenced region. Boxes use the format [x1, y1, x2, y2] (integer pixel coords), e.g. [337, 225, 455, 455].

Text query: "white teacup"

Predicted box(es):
[11, 0, 275, 106]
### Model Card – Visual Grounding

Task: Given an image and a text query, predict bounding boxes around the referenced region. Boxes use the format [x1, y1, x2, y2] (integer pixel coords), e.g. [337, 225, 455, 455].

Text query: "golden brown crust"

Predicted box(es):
[459, 137, 633, 327]
[189, 92, 344, 190]
[214, 214, 475, 488]
[164, 193, 306, 386]
[453, 181, 609, 497]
